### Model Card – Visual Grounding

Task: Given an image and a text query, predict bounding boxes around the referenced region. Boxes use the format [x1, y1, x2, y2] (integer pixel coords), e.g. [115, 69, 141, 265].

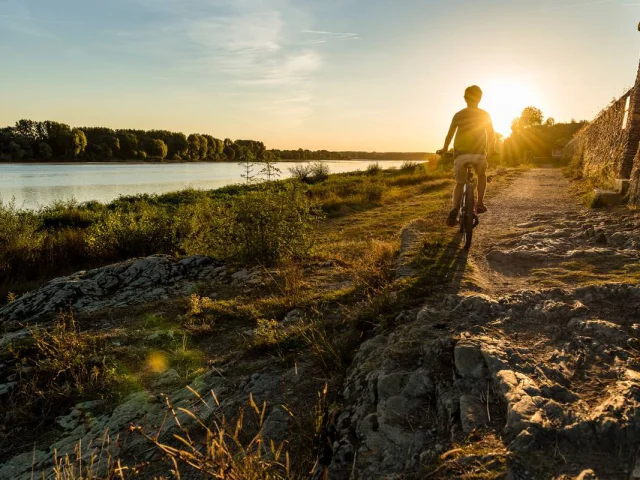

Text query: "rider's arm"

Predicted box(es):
[442, 119, 457, 152]
[486, 115, 496, 156]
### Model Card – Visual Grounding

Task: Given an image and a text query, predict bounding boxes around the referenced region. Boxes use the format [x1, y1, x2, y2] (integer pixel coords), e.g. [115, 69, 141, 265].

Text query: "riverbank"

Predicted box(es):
[0, 163, 441, 299]
[0, 162, 528, 478]
[0, 160, 425, 209]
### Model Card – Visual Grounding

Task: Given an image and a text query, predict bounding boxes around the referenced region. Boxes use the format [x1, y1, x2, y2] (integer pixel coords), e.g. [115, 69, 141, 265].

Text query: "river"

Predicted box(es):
[0, 160, 411, 210]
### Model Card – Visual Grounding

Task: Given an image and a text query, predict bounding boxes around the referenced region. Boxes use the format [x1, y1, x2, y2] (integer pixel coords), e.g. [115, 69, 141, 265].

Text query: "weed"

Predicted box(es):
[134, 393, 293, 479]
[366, 162, 381, 175]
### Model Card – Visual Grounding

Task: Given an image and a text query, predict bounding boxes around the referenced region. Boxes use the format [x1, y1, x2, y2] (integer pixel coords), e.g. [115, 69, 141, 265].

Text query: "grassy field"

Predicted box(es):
[1, 161, 522, 478]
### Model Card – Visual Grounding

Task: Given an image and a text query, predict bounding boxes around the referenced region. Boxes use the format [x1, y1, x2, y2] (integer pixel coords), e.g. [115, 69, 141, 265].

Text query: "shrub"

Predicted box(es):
[0, 200, 43, 277]
[361, 181, 386, 202]
[185, 185, 322, 264]
[366, 162, 382, 175]
[309, 162, 330, 182]
[400, 160, 419, 170]
[289, 162, 330, 184]
[288, 163, 313, 183]
[40, 199, 97, 229]
[7, 312, 114, 422]
[87, 202, 181, 259]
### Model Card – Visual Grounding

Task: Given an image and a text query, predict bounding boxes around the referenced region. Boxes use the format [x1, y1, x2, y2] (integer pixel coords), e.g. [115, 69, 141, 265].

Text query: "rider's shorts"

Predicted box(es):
[454, 154, 488, 185]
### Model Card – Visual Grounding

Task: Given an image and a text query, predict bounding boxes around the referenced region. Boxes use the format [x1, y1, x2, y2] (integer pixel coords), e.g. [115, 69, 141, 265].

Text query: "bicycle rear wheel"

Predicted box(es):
[462, 185, 475, 249]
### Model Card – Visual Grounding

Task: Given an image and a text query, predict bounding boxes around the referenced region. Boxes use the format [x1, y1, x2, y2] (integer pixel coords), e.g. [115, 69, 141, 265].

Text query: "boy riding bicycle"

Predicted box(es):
[436, 85, 496, 227]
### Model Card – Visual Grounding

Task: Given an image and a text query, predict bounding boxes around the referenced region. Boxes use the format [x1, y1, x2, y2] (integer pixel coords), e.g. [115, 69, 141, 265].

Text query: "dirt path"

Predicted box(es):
[469, 168, 584, 294]
[460, 167, 640, 296]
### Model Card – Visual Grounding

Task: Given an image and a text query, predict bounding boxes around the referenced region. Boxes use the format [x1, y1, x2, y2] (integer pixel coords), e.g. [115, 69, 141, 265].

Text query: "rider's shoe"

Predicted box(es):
[446, 208, 458, 227]
[476, 204, 488, 214]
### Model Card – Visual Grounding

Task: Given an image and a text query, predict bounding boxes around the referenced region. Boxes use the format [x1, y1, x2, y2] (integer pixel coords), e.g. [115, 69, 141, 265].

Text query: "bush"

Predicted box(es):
[185, 185, 322, 264]
[289, 162, 330, 184]
[40, 200, 97, 229]
[289, 163, 313, 183]
[0, 200, 43, 278]
[366, 162, 381, 175]
[309, 162, 330, 182]
[87, 202, 181, 259]
[361, 181, 386, 202]
[7, 312, 114, 422]
[400, 161, 419, 170]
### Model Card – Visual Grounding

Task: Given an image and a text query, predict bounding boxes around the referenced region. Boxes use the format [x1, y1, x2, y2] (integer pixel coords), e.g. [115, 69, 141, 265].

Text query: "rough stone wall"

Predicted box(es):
[563, 89, 634, 187]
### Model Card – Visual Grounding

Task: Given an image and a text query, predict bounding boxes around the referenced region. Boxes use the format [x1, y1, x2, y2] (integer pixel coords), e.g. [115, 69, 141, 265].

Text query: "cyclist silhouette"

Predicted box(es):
[437, 85, 495, 227]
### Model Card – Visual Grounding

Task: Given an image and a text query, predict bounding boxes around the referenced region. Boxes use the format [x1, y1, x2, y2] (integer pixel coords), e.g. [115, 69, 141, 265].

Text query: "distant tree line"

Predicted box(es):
[502, 107, 586, 163]
[269, 149, 431, 161]
[0, 119, 433, 163]
[0, 119, 267, 162]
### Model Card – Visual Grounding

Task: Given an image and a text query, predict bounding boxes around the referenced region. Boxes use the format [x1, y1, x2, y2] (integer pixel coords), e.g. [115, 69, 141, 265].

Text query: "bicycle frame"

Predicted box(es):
[459, 163, 479, 249]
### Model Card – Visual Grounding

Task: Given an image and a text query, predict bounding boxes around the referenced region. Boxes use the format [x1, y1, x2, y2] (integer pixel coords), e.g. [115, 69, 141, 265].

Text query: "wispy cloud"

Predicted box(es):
[302, 29, 361, 42]
[123, 0, 340, 125]
[0, 1, 57, 38]
[541, 0, 613, 10]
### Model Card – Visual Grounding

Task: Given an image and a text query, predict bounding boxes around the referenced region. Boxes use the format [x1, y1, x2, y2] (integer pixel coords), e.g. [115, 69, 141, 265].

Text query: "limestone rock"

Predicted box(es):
[0, 255, 226, 324]
[459, 395, 488, 433]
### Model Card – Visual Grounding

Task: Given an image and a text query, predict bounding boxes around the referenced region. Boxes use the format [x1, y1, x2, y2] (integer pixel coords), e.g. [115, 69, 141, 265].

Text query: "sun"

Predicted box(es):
[480, 79, 540, 136]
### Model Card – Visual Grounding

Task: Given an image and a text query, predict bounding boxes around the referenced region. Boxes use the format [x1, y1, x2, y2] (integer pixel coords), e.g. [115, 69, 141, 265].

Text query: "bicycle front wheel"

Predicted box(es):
[463, 185, 475, 249]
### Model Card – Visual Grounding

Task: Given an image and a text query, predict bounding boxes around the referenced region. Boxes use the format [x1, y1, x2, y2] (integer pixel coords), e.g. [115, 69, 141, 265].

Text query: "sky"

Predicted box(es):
[1, 0, 639, 151]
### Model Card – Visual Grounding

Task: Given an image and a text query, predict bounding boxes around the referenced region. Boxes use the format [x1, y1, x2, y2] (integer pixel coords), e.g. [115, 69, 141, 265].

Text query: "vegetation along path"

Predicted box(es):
[329, 166, 640, 479]
[4, 165, 640, 479]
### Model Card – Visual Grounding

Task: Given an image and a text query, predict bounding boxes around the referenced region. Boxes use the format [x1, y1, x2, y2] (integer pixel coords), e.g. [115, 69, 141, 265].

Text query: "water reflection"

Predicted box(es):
[0, 161, 409, 209]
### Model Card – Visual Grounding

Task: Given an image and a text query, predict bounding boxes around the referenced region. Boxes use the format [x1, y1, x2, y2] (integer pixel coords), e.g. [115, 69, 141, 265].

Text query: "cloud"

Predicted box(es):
[540, 0, 613, 10]
[122, 0, 358, 125]
[0, 0, 56, 38]
[302, 29, 360, 42]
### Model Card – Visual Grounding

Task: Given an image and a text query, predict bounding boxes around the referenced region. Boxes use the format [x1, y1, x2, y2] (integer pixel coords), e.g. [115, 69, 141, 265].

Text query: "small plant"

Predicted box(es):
[366, 162, 381, 175]
[400, 160, 419, 170]
[309, 162, 330, 182]
[288, 163, 313, 183]
[8, 312, 115, 422]
[134, 393, 292, 479]
[7, 291, 16, 303]
[188, 293, 216, 317]
[361, 181, 386, 202]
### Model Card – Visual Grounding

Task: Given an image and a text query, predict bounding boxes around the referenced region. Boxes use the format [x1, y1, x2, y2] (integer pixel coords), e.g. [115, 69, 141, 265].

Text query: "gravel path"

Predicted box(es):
[469, 168, 585, 294]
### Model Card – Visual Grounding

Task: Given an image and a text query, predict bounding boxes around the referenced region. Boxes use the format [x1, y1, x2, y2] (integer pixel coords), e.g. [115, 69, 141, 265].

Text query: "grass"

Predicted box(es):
[1, 161, 525, 478]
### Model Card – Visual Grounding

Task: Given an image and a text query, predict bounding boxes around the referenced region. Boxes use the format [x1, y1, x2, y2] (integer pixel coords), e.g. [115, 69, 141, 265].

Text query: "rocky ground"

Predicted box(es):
[329, 169, 640, 479]
[2, 168, 640, 479]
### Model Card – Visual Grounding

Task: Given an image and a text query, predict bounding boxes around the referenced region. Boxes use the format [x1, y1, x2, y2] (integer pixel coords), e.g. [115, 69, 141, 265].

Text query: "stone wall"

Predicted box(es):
[563, 88, 634, 187]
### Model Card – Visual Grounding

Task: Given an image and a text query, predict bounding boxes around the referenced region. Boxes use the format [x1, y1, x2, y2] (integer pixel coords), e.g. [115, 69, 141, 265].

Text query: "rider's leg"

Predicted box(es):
[477, 173, 487, 206]
[447, 157, 467, 226]
[452, 184, 464, 209]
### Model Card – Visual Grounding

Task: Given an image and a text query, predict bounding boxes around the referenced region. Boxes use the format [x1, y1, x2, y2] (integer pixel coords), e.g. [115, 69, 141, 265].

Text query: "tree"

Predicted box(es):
[512, 106, 544, 133]
[148, 139, 168, 159]
[117, 132, 139, 159]
[545, 117, 556, 127]
[238, 148, 257, 184]
[187, 134, 203, 161]
[260, 151, 281, 182]
[223, 145, 236, 162]
[71, 128, 87, 157]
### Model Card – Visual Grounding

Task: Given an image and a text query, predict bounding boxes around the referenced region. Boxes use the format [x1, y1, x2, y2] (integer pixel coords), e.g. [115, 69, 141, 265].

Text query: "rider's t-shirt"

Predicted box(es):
[452, 108, 493, 157]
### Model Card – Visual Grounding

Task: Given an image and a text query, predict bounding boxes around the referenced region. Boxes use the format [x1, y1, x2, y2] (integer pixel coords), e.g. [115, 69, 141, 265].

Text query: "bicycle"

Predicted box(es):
[437, 150, 479, 250]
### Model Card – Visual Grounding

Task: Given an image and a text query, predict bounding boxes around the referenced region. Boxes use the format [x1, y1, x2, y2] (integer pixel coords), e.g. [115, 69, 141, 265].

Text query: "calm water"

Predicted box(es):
[0, 160, 409, 210]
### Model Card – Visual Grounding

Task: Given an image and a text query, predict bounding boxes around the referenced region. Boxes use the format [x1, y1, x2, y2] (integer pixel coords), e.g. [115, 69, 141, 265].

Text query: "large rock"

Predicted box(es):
[0, 255, 226, 324]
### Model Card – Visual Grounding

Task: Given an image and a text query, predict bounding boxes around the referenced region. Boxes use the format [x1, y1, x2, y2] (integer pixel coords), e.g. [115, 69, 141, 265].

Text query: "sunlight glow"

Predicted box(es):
[481, 79, 541, 136]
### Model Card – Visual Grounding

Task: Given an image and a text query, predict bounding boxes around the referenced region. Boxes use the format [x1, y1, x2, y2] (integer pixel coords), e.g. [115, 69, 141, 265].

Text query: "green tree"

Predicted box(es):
[71, 128, 87, 157]
[188, 134, 203, 161]
[512, 106, 544, 133]
[260, 151, 281, 182]
[238, 148, 257, 183]
[117, 132, 139, 159]
[148, 139, 168, 159]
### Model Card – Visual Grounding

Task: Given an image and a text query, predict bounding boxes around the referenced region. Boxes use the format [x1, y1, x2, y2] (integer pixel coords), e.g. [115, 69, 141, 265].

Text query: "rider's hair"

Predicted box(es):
[464, 85, 483, 104]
